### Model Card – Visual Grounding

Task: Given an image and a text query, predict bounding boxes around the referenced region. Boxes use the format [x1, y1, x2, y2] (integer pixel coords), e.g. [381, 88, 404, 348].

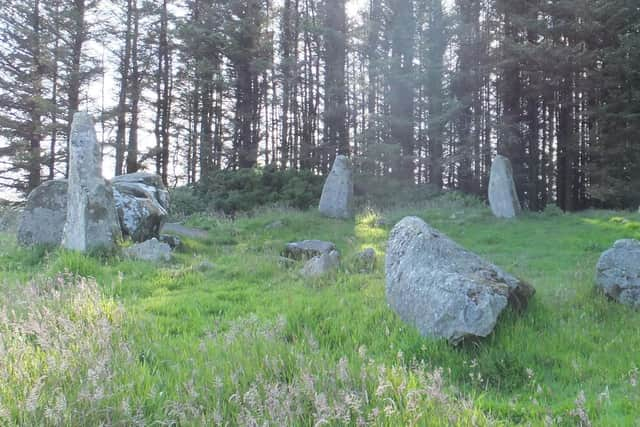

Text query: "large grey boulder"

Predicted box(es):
[17, 180, 67, 245]
[112, 173, 169, 242]
[300, 250, 340, 278]
[319, 155, 354, 219]
[61, 113, 121, 252]
[284, 240, 336, 260]
[123, 238, 172, 262]
[385, 216, 535, 344]
[488, 155, 521, 219]
[596, 239, 640, 308]
[112, 173, 170, 209]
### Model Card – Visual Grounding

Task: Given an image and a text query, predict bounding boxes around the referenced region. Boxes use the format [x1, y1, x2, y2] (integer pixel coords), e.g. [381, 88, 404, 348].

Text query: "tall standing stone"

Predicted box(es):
[61, 113, 121, 251]
[488, 155, 521, 218]
[319, 155, 354, 219]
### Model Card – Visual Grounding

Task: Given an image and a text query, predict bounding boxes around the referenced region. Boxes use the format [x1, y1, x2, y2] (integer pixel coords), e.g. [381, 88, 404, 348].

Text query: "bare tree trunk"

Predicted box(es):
[115, 0, 133, 176]
[157, 0, 172, 184]
[49, 0, 61, 180]
[28, 0, 44, 191]
[65, 0, 87, 176]
[323, 0, 348, 161]
[280, 0, 294, 169]
[389, 0, 414, 181]
[126, 0, 140, 174]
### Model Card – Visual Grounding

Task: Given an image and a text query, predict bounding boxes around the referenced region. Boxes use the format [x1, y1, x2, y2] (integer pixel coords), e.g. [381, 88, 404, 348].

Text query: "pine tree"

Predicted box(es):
[388, 0, 415, 181]
[422, 0, 448, 189]
[322, 0, 348, 166]
[0, 0, 53, 193]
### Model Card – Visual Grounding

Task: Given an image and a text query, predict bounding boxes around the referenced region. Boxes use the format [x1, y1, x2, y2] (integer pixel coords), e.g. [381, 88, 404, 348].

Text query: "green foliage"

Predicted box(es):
[542, 203, 565, 217]
[171, 167, 445, 220]
[48, 250, 102, 278]
[354, 174, 441, 208]
[2, 201, 640, 424]
[170, 167, 324, 218]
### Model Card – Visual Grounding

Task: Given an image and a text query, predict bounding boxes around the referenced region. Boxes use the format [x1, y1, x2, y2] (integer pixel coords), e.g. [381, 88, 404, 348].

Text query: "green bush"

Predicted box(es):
[542, 203, 565, 217]
[169, 186, 209, 218]
[170, 167, 324, 217]
[353, 174, 441, 208]
[170, 168, 444, 218]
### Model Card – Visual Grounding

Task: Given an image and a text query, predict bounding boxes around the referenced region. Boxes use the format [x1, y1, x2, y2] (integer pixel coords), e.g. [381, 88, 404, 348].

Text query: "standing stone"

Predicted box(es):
[17, 180, 68, 246]
[488, 155, 521, 218]
[596, 239, 640, 308]
[385, 216, 535, 344]
[61, 113, 121, 252]
[319, 155, 354, 219]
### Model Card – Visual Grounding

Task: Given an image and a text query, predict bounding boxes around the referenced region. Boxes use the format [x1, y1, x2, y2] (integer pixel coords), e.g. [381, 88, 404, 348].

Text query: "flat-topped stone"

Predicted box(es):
[161, 223, 209, 239]
[123, 238, 172, 262]
[284, 240, 337, 260]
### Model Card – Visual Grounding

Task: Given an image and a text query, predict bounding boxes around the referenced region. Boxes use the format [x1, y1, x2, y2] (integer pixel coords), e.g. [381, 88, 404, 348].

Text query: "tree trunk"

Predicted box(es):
[127, 0, 140, 174]
[28, 0, 44, 191]
[115, 0, 133, 176]
[323, 0, 349, 161]
[65, 0, 87, 176]
[389, 0, 415, 181]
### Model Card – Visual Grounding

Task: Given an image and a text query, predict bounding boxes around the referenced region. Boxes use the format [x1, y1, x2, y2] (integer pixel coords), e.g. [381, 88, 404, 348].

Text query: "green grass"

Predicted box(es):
[1, 194, 640, 425]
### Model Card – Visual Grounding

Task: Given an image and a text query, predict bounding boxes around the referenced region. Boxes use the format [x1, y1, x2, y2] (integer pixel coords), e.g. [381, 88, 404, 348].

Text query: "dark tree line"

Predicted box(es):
[1, 0, 639, 210]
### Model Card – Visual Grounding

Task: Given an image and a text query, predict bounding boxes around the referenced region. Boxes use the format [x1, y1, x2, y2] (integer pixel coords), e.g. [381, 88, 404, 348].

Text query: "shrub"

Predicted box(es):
[169, 186, 209, 218]
[542, 204, 565, 217]
[353, 174, 440, 209]
[170, 167, 323, 218]
[170, 168, 444, 217]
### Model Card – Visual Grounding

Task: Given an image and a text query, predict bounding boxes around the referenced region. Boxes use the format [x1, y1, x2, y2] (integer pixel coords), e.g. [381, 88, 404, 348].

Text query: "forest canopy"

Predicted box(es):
[1, 0, 639, 210]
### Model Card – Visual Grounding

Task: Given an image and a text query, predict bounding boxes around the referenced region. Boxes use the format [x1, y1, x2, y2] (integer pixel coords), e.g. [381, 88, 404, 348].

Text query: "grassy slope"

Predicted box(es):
[1, 195, 640, 425]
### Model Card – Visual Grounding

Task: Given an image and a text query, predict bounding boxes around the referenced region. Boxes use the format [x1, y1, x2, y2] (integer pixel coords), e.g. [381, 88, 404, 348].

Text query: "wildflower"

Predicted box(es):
[358, 345, 367, 360]
[25, 376, 45, 412]
[526, 368, 535, 380]
[337, 357, 350, 383]
[597, 386, 610, 405]
[383, 398, 396, 416]
[570, 390, 592, 427]
[121, 398, 131, 417]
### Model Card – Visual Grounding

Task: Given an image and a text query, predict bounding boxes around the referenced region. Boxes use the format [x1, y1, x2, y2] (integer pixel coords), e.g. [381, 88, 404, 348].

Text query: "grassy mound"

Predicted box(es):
[1, 193, 639, 425]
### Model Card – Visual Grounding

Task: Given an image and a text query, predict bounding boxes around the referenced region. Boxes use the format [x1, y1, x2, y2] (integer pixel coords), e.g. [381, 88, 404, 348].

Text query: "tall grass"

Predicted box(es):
[1, 194, 640, 424]
[0, 274, 128, 425]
